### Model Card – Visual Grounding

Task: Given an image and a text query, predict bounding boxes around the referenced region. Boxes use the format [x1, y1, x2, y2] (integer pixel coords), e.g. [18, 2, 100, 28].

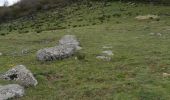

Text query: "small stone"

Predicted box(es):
[0, 52, 2, 56]
[102, 50, 114, 56]
[163, 73, 170, 77]
[0, 65, 38, 87]
[96, 56, 111, 61]
[157, 33, 162, 36]
[149, 33, 155, 35]
[0, 84, 24, 100]
[136, 15, 159, 20]
[21, 49, 29, 55]
[102, 46, 113, 49]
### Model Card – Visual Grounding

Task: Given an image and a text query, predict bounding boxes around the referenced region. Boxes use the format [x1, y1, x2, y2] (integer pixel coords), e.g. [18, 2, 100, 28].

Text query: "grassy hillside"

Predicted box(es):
[0, 1, 170, 100]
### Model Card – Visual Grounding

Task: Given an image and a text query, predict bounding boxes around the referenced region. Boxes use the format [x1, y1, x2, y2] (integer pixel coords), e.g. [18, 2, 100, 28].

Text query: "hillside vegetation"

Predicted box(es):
[0, 0, 169, 22]
[0, 1, 170, 100]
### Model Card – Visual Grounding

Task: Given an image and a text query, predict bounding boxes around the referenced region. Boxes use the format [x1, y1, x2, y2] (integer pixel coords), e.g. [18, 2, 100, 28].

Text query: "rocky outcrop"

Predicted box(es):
[37, 35, 81, 61]
[0, 65, 38, 87]
[0, 84, 24, 100]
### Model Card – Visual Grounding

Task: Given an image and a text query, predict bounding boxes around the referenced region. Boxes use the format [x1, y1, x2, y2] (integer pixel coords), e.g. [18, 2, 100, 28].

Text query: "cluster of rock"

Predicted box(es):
[0, 65, 38, 100]
[0, 35, 81, 100]
[37, 35, 81, 61]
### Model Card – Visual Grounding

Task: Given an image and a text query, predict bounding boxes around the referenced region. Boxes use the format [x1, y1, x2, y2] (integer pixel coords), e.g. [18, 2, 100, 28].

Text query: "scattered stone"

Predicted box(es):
[37, 35, 81, 61]
[157, 33, 162, 36]
[37, 45, 76, 61]
[134, 37, 140, 39]
[0, 52, 2, 56]
[163, 73, 170, 77]
[96, 56, 111, 61]
[149, 32, 162, 36]
[0, 65, 38, 87]
[149, 32, 155, 35]
[96, 49, 113, 61]
[21, 49, 29, 55]
[135, 15, 159, 20]
[102, 46, 113, 49]
[102, 50, 114, 56]
[59, 35, 81, 50]
[0, 84, 24, 100]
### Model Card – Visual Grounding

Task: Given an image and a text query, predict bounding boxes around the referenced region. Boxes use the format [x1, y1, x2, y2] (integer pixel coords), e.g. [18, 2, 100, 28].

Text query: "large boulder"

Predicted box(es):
[37, 45, 76, 61]
[37, 35, 81, 61]
[0, 65, 38, 87]
[0, 84, 24, 100]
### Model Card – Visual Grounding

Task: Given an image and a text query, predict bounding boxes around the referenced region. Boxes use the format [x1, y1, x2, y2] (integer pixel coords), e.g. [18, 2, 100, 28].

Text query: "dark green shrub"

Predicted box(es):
[0, 32, 6, 36]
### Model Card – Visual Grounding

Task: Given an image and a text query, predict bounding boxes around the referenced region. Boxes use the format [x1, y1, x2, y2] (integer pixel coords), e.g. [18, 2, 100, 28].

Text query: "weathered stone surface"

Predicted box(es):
[37, 45, 76, 61]
[37, 35, 81, 61]
[0, 65, 38, 87]
[0, 84, 24, 100]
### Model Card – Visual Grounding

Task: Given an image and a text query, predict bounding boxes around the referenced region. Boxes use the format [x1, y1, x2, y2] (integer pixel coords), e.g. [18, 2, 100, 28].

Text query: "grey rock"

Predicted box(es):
[37, 35, 81, 61]
[0, 84, 24, 100]
[136, 15, 159, 20]
[0, 65, 38, 87]
[96, 56, 111, 61]
[157, 33, 162, 36]
[149, 32, 155, 35]
[102, 46, 113, 49]
[96, 50, 113, 61]
[102, 50, 114, 56]
[37, 45, 76, 61]
[0, 52, 2, 56]
[21, 49, 29, 55]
